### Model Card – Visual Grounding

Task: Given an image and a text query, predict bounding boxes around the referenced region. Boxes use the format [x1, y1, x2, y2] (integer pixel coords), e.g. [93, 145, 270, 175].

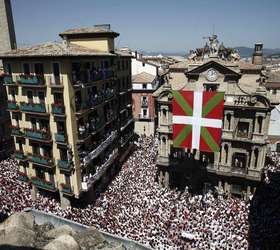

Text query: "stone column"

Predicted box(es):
[164, 171, 169, 188]
[227, 144, 233, 167]
[250, 148, 255, 169]
[31, 185, 38, 201]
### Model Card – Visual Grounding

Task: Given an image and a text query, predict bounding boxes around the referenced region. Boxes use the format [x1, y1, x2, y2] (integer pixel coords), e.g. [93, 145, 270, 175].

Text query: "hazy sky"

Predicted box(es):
[11, 0, 280, 52]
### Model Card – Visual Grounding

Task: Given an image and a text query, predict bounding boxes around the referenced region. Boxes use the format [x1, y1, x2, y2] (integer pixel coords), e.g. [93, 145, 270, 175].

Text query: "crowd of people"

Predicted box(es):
[0, 136, 280, 249]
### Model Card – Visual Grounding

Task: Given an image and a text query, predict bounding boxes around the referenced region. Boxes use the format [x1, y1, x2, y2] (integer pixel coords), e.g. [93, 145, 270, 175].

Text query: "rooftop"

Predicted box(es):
[0, 42, 131, 58]
[59, 25, 119, 38]
[132, 72, 156, 83]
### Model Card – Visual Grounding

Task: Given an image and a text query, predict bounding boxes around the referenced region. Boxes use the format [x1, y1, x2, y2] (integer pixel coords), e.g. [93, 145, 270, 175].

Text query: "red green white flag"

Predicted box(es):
[172, 90, 224, 152]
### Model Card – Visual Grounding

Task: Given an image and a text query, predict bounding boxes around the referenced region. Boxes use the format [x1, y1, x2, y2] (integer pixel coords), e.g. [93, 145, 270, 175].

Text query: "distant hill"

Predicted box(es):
[138, 47, 280, 59]
[234, 47, 280, 58]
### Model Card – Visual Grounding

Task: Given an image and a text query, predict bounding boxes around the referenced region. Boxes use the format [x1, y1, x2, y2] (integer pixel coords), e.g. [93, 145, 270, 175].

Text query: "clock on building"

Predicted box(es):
[206, 68, 218, 82]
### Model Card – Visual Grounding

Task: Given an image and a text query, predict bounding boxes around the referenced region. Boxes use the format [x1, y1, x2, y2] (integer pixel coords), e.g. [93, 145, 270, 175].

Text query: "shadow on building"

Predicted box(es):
[248, 170, 280, 250]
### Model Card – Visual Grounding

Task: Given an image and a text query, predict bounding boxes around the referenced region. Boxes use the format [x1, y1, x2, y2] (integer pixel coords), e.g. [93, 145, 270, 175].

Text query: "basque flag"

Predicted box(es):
[172, 90, 224, 152]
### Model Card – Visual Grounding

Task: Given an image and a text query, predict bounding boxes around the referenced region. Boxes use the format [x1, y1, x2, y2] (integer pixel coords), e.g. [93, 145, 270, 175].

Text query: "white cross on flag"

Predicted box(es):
[172, 90, 224, 152]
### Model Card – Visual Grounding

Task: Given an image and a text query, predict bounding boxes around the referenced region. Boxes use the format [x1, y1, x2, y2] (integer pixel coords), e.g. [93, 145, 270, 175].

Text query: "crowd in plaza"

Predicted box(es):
[0, 136, 280, 249]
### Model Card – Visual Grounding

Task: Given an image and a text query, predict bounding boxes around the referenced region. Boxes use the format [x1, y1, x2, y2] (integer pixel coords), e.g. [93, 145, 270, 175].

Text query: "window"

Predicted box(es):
[276, 143, 280, 152]
[38, 92, 45, 103]
[52, 63, 60, 77]
[27, 90, 33, 102]
[143, 84, 147, 89]
[237, 122, 249, 138]
[232, 153, 247, 169]
[143, 108, 147, 117]
[204, 83, 219, 92]
[273, 89, 277, 95]
[23, 63, 30, 75]
[65, 174, 71, 186]
[36, 168, 45, 179]
[142, 62, 145, 67]
[34, 63, 44, 75]
[4, 63, 12, 74]
[142, 96, 148, 106]
[32, 143, 39, 155]
[31, 118, 36, 130]
[49, 173, 54, 183]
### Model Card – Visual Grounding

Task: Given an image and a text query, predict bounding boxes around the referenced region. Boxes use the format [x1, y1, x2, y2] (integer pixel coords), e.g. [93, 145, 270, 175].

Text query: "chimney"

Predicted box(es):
[252, 42, 263, 65]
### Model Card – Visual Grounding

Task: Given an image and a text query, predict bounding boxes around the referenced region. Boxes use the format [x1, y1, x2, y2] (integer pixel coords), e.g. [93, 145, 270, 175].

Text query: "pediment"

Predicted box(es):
[186, 60, 241, 79]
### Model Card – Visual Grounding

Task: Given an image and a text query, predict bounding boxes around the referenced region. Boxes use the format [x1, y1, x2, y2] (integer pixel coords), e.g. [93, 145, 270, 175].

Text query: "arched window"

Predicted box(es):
[224, 144, 229, 164]
[162, 136, 167, 156]
[162, 108, 167, 123]
[226, 114, 231, 130]
[258, 116, 263, 134]
[254, 148, 259, 168]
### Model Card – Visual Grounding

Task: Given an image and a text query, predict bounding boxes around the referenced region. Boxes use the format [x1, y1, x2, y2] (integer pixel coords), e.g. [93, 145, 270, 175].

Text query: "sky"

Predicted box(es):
[11, 0, 280, 53]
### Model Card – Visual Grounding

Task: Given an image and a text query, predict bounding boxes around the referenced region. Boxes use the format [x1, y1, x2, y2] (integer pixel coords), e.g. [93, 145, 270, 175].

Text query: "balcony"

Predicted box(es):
[121, 131, 134, 147]
[31, 176, 56, 191]
[7, 101, 19, 111]
[3, 74, 14, 85]
[11, 126, 24, 137]
[104, 88, 115, 100]
[60, 183, 74, 196]
[57, 160, 72, 171]
[49, 76, 63, 89]
[121, 117, 134, 131]
[81, 149, 118, 191]
[55, 133, 66, 143]
[18, 172, 29, 182]
[141, 100, 148, 107]
[20, 102, 46, 114]
[30, 154, 53, 167]
[25, 128, 51, 142]
[15, 151, 26, 160]
[52, 103, 65, 116]
[19, 74, 44, 86]
[81, 131, 117, 167]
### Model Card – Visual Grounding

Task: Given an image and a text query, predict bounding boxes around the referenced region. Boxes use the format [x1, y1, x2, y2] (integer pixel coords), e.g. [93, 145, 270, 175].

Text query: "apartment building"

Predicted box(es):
[1, 24, 134, 207]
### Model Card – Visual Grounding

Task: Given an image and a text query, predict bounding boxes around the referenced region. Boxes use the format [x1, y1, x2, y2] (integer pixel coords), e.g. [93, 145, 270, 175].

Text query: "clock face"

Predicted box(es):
[206, 68, 218, 82]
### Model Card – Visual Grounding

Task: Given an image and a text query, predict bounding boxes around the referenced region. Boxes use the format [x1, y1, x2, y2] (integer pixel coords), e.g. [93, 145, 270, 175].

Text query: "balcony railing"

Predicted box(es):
[52, 103, 65, 115]
[19, 74, 44, 85]
[81, 131, 117, 167]
[20, 102, 46, 113]
[72, 68, 114, 85]
[15, 151, 26, 160]
[30, 154, 53, 166]
[18, 172, 29, 182]
[55, 133, 66, 143]
[57, 159, 72, 171]
[11, 126, 23, 136]
[31, 176, 56, 191]
[121, 117, 134, 131]
[7, 101, 19, 111]
[25, 128, 51, 141]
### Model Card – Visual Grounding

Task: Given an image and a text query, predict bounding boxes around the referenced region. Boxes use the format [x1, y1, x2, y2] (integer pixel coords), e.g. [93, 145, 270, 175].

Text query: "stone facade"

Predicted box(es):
[154, 36, 272, 198]
[0, 0, 16, 53]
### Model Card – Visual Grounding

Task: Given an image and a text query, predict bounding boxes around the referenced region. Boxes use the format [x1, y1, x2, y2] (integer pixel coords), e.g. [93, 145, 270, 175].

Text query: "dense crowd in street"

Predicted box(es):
[0, 136, 280, 249]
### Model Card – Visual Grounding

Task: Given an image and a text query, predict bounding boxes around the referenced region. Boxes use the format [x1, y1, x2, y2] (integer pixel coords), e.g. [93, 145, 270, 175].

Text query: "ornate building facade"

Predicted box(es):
[154, 35, 272, 198]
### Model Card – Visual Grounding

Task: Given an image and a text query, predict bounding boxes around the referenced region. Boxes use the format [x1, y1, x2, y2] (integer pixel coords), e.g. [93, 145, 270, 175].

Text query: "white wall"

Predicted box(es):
[132, 83, 154, 90]
[131, 58, 157, 76]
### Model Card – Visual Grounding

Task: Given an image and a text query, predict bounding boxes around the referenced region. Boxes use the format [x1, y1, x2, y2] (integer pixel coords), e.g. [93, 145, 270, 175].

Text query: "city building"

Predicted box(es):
[1, 24, 134, 208]
[0, 0, 16, 159]
[154, 35, 272, 198]
[268, 104, 280, 152]
[131, 52, 167, 136]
